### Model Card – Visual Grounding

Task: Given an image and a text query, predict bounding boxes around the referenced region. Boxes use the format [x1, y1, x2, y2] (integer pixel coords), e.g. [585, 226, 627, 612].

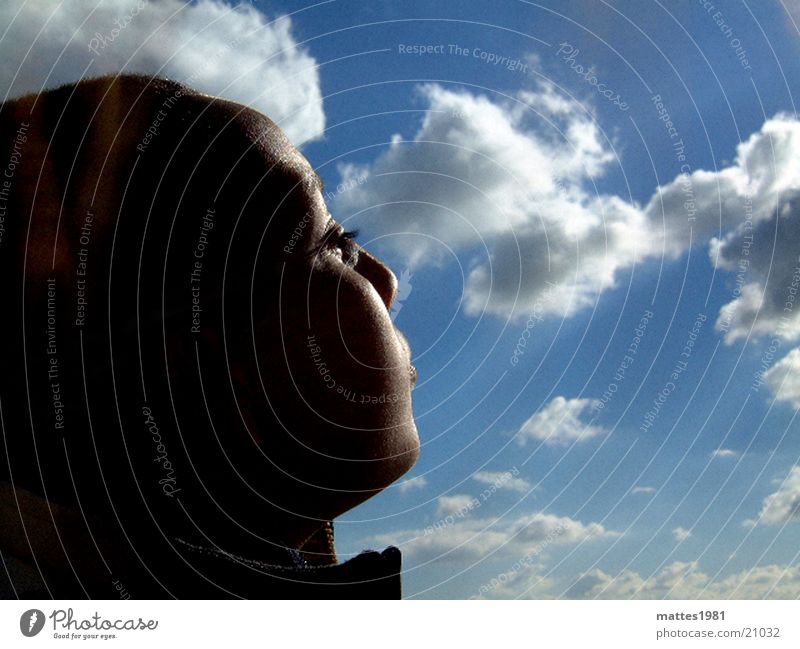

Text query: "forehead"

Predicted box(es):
[232, 106, 330, 232]
[195, 97, 331, 251]
[221, 101, 319, 189]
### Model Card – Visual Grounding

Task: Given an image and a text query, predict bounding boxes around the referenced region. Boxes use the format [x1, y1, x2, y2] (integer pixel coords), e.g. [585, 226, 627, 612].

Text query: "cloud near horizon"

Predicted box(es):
[563, 560, 800, 599]
[372, 510, 616, 565]
[480, 557, 800, 599]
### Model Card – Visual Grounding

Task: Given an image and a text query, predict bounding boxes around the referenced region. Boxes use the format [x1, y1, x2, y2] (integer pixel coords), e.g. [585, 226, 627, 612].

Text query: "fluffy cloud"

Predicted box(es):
[334, 81, 651, 318]
[372, 511, 615, 564]
[764, 347, 800, 408]
[334, 78, 800, 333]
[472, 470, 532, 493]
[641, 116, 800, 252]
[0, 0, 324, 144]
[642, 115, 800, 345]
[753, 467, 800, 526]
[699, 116, 800, 344]
[517, 396, 604, 446]
[566, 561, 800, 599]
[712, 229, 800, 345]
[710, 448, 739, 459]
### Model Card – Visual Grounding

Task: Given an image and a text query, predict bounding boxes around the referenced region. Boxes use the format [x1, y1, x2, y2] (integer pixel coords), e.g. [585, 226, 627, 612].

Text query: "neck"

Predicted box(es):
[0, 482, 337, 580]
[0, 481, 111, 590]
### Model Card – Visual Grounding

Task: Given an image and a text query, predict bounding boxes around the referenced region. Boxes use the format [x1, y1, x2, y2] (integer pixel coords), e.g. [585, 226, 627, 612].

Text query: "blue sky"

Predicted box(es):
[280, 0, 800, 598]
[4, 0, 800, 598]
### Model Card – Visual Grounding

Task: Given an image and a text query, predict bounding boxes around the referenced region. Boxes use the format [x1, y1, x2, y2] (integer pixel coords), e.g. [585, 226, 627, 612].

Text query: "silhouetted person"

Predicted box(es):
[0, 75, 419, 598]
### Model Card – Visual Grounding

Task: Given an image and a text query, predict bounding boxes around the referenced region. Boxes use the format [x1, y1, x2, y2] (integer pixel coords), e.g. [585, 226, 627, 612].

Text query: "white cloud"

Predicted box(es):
[634, 114, 800, 346]
[632, 486, 656, 494]
[477, 563, 556, 599]
[703, 116, 800, 344]
[397, 475, 428, 493]
[712, 236, 800, 345]
[333, 77, 800, 336]
[566, 561, 800, 599]
[710, 448, 739, 459]
[436, 494, 475, 517]
[334, 81, 650, 319]
[517, 396, 604, 446]
[753, 466, 800, 525]
[764, 347, 800, 408]
[372, 511, 616, 564]
[566, 561, 705, 599]
[672, 527, 691, 542]
[0, 0, 324, 144]
[472, 470, 531, 493]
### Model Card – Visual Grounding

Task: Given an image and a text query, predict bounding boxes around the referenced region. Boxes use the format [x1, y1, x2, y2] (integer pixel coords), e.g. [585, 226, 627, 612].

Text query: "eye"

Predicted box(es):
[332, 228, 360, 266]
[318, 222, 360, 267]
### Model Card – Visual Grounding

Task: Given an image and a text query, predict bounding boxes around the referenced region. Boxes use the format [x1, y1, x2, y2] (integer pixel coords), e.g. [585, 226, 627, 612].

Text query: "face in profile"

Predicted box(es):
[246, 122, 421, 521]
[0, 76, 420, 593]
[149, 91, 422, 550]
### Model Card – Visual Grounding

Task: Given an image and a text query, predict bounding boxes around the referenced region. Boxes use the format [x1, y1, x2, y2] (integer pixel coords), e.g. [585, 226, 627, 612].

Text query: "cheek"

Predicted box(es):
[249, 265, 419, 492]
[318, 271, 406, 376]
[298, 263, 405, 371]
[267, 266, 411, 423]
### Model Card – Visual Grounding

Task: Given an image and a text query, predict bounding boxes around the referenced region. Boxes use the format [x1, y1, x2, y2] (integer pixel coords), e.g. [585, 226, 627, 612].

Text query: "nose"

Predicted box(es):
[355, 249, 398, 311]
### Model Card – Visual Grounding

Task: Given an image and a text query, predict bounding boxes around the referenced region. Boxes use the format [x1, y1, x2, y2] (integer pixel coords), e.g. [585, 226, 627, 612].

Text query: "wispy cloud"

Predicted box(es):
[710, 448, 739, 459]
[753, 466, 800, 526]
[472, 470, 531, 493]
[372, 511, 616, 564]
[483, 559, 800, 599]
[397, 475, 428, 493]
[436, 494, 475, 517]
[565, 561, 800, 599]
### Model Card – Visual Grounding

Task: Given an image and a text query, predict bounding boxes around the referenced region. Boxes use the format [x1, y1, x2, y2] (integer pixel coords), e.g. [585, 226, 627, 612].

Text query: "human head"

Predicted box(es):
[0, 74, 419, 595]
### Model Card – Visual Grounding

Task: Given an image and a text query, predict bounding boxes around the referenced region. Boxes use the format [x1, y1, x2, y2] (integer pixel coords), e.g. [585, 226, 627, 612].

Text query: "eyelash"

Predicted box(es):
[322, 226, 360, 267]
